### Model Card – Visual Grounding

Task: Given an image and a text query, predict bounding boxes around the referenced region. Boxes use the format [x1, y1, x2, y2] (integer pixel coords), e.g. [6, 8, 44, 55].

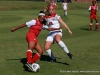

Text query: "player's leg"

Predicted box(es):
[26, 42, 37, 71]
[90, 15, 93, 31]
[64, 10, 67, 16]
[44, 36, 56, 62]
[63, 6, 67, 16]
[26, 33, 37, 64]
[35, 42, 43, 55]
[25, 33, 38, 71]
[95, 16, 99, 31]
[31, 42, 43, 63]
[27, 42, 37, 64]
[55, 33, 73, 59]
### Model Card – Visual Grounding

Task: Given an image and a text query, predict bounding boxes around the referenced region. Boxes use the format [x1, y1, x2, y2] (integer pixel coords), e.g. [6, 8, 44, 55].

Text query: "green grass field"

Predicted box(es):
[0, 1, 100, 75]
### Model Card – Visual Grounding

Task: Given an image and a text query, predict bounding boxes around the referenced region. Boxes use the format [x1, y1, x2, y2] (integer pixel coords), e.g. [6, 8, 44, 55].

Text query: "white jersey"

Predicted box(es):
[45, 13, 63, 42]
[45, 13, 62, 32]
[62, 2, 67, 10]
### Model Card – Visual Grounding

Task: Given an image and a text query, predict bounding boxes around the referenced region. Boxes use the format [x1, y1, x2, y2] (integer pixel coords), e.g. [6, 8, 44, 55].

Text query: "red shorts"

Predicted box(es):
[26, 32, 38, 43]
[90, 15, 98, 19]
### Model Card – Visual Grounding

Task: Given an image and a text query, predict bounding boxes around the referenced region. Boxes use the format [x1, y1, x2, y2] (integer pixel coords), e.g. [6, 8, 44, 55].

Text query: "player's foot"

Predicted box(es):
[48, 59, 57, 62]
[25, 63, 33, 71]
[67, 53, 73, 59]
[95, 28, 98, 31]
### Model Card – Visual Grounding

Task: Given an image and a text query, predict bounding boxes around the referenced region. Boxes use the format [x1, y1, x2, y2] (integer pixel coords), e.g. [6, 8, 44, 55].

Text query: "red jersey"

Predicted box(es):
[26, 19, 44, 42]
[89, 5, 98, 15]
[27, 19, 43, 36]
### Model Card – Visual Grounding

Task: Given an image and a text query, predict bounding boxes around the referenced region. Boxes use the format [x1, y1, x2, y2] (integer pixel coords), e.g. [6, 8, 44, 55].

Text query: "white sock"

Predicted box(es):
[58, 41, 69, 53]
[64, 12, 67, 16]
[46, 49, 56, 60]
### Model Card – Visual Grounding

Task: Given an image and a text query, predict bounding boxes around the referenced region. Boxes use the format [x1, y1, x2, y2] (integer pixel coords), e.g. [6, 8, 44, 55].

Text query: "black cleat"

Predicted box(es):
[67, 53, 73, 59]
[48, 59, 57, 62]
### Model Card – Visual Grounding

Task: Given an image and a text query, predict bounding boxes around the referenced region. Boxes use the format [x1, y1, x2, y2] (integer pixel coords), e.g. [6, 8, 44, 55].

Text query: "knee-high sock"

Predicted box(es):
[58, 41, 69, 53]
[46, 49, 56, 60]
[64, 12, 67, 16]
[90, 23, 92, 29]
[31, 53, 40, 63]
[96, 23, 98, 29]
[26, 49, 32, 64]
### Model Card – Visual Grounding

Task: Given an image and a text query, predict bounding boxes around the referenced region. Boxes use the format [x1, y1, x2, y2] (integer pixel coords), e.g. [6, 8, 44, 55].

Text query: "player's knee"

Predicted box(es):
[44, 46, 49, 50]
[38, 50, 43, 55]
[56, 40, 61, 43]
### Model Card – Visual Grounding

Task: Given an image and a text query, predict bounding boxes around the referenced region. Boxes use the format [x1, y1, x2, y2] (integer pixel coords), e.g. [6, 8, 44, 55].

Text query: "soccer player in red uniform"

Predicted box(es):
[44, 0, 57, 13]
[89, 0, 99, 31]
[50, 0, 58, 10]
[11, 11, 45, 71]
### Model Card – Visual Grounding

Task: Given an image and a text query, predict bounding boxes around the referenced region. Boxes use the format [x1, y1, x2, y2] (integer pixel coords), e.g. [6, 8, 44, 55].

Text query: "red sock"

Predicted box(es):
[96, 23, 98, 29]
[90, 24, 92, 29]
[31, 53, 40, 63]
[26, 49, 32, 64]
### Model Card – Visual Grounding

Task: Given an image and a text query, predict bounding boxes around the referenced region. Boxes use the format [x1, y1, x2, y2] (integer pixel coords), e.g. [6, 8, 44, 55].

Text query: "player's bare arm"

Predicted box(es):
[11, 23, 27, 32]
[58, 18, 72, 35]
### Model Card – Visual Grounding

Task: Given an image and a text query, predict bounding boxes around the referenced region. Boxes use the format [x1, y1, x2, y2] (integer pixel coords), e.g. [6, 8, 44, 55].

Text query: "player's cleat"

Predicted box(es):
[95, 28, 98, 31]
[48, 59, 57, 62]
[67, 53, 73, 59]
[25, 63, 33, 72]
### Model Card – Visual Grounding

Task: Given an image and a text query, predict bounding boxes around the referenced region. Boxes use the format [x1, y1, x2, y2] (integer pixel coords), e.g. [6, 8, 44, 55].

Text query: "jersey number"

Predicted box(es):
[49, 22, 53, 25]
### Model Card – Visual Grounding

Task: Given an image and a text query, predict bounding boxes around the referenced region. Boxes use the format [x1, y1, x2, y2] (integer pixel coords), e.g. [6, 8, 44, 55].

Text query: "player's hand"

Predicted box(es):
[11, 28, 16, 32]
[68, 30, 72, 36]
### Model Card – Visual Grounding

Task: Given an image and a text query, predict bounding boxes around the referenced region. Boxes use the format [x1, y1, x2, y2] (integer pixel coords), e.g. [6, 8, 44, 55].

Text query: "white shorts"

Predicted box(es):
[63, 7, 67, 10]
[46, 31, 62, 42]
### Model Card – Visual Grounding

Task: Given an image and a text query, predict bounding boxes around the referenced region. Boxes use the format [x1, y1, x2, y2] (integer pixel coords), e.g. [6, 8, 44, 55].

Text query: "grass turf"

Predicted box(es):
[0, 1, 100, 75]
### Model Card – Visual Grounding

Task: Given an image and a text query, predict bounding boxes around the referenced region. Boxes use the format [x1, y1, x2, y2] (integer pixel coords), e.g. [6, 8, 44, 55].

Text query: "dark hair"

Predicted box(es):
[39, 10, 44, 13]
[92, 0, 96, 3]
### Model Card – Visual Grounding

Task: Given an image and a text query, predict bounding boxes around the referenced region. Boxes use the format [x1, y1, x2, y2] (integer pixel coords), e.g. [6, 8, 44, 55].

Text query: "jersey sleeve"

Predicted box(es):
[56, 14, 60, 20]
[97, 6, 98, 10]
[26, 20, 36, 27]
[88, 6, 91, 11]
[42, 25, 49, 29]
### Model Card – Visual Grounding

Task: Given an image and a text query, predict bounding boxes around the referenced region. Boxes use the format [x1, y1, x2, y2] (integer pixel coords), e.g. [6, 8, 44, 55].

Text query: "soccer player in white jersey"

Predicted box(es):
[44, 5, 73, 62]
[62, 0, 68, 16]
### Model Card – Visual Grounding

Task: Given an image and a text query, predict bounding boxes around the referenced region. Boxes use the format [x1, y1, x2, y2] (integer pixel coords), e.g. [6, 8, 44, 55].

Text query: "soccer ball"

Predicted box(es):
[32, 63, 40, 72]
